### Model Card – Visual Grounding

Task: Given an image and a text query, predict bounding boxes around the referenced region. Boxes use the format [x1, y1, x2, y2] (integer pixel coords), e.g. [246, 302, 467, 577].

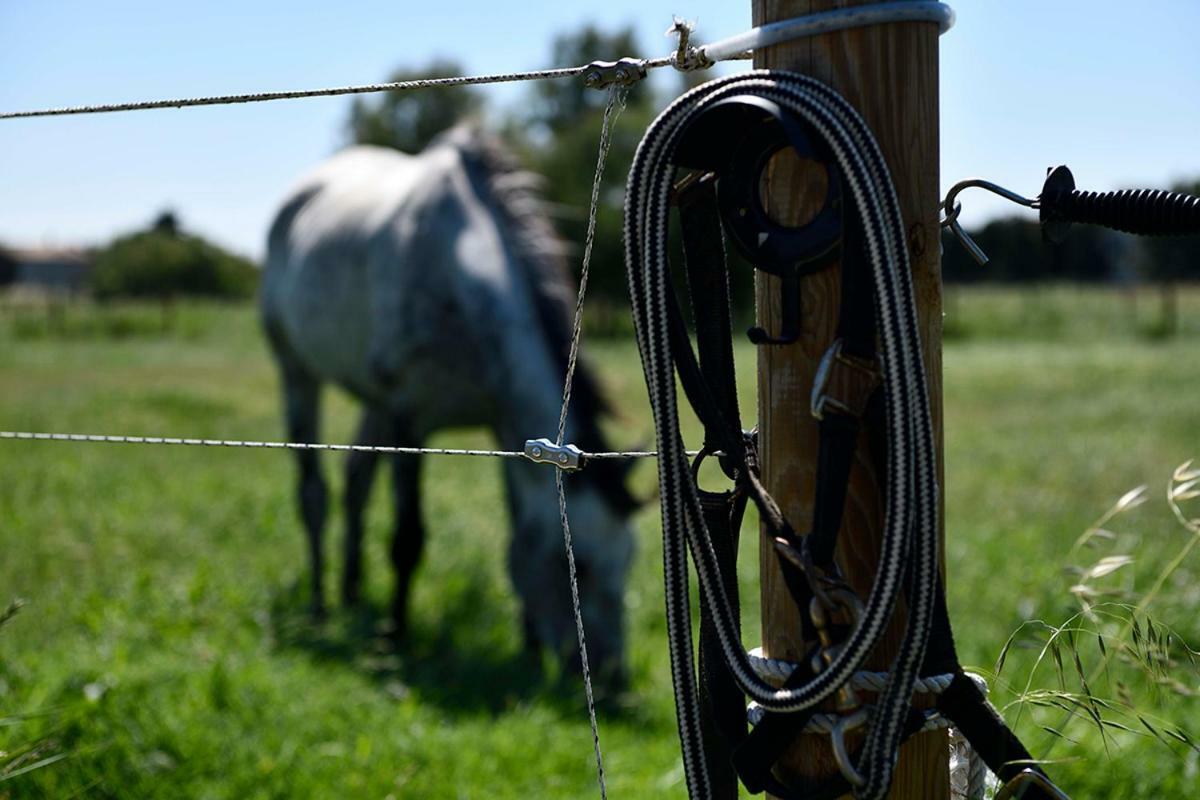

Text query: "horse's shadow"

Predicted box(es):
[266, 577, 635, 720]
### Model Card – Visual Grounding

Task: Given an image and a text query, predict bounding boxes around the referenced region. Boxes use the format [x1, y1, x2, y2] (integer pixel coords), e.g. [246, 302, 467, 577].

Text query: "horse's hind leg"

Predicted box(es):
[281, 365, 328, 618]
[389, 423, 424, 641]
[342, 410, 389, 607]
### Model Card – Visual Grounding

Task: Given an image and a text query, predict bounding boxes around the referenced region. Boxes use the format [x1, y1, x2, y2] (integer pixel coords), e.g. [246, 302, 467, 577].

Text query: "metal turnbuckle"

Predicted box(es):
[524, 438, 584, 471]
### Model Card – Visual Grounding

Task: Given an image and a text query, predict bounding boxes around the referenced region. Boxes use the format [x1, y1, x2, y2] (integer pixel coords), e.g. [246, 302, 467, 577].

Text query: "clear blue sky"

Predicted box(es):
[2, 1, 1198, 259]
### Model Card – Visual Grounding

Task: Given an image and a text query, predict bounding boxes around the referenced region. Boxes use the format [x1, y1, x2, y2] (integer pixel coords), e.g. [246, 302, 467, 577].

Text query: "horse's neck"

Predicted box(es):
[489, 318, 573, 450]
[447, 153, 578, 451]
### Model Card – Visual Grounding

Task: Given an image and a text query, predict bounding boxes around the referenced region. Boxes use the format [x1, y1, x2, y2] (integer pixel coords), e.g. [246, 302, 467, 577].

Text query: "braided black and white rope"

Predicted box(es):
[624, 71, 940, 799]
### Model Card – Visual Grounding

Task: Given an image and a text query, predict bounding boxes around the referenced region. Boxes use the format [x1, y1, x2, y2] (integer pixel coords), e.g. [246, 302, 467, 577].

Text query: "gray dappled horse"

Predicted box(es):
[260, 127, 637, 676]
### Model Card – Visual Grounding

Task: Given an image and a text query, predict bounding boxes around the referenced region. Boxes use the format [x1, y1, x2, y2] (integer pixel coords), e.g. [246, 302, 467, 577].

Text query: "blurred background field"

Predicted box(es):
[1, 287, 1198, 798]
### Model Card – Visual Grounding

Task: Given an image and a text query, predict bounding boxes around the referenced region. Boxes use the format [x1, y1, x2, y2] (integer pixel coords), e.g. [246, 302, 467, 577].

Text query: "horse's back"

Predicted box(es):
[264, 146, 404, 396]
[265, 146, 423, 263]
[261, 141, 497, 422]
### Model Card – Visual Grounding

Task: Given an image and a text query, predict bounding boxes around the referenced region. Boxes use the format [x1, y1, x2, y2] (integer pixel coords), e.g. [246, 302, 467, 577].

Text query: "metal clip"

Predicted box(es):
[808, 588, 865, 712]
[524, 438, 584, 471]
[994, 769, 1072, 800]
[582, 58, 647, 90]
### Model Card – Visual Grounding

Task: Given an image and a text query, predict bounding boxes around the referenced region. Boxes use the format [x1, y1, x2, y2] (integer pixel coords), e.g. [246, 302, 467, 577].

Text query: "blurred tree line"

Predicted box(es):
[349, 32, 1200, 331]
[92, 211, 257, 301]
[942, 180, 1200, 332]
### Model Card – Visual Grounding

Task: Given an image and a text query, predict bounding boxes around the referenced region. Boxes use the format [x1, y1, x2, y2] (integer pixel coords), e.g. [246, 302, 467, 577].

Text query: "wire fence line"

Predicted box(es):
[0, 37, 704, 472]
[0, 56, 685, 121]
[0, 431, 690, 462]
[0, 3, 952, 122]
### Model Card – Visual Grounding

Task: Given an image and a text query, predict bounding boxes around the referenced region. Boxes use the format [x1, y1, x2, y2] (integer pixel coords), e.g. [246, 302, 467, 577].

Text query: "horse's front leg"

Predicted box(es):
[281, 368, 327, 619]
[342, 410, 389, 607]
[389, 433, 424, 642]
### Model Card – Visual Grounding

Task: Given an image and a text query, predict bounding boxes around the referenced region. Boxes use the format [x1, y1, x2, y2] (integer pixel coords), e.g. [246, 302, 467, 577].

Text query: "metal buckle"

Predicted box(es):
[810, 339, 880, 421]
[994, 769, 1072, 800]
[523, 438, 584, 471]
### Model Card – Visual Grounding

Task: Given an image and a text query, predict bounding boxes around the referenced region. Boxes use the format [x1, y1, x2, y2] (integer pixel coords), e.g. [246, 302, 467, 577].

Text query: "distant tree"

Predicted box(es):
[509, 26, 664, 315]
[92, 212, 257, 302]
[152, 210, 180, 237]
[941, 217, 1118, 284]
[348, 59, 483, 153]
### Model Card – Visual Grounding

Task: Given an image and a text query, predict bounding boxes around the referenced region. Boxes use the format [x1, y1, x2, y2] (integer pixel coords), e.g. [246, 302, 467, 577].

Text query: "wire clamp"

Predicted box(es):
[583, 57, 647, 90]
[524, 438, 585, 470]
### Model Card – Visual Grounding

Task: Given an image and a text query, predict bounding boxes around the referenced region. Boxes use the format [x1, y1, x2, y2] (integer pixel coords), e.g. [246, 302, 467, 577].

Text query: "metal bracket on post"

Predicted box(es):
[524, 438, 584, 470]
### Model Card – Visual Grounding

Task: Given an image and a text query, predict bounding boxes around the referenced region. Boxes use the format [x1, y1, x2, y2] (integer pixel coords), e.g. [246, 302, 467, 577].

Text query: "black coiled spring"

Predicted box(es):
[1042, 186, 1200, 237]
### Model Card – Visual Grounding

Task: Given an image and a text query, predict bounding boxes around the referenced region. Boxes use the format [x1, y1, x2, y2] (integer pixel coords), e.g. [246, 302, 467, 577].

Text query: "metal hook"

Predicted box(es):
[940, 178, 1039, 266]
[829, 707, 870, 787]
[747, 271, 802, 345]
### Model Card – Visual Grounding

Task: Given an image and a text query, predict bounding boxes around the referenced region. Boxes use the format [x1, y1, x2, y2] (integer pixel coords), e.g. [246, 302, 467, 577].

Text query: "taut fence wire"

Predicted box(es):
[0, 431, 688, 462]
[0, 3, 952, 121]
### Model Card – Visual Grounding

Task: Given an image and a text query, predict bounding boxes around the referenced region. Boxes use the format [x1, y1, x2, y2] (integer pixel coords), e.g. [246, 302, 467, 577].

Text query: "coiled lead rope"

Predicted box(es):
[624, 70, 941, 799]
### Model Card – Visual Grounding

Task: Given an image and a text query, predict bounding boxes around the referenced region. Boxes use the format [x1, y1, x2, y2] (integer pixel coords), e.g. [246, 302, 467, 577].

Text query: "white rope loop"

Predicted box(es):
[700, 1, 953, 62]
[746, 702, 953, 735]
[746, 647, 955, 694]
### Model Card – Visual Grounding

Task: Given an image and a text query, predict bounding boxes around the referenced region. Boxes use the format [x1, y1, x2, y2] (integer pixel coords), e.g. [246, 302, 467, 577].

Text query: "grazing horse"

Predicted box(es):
[260, 126, 637, 675]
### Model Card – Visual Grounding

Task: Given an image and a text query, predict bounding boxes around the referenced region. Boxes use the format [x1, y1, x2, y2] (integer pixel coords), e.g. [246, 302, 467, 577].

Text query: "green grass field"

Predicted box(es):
[2, 287, 1198, 798]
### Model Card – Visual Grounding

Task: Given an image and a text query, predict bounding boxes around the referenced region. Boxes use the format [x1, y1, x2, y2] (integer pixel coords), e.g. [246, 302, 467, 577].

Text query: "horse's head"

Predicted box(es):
[505, 458, 638, 685]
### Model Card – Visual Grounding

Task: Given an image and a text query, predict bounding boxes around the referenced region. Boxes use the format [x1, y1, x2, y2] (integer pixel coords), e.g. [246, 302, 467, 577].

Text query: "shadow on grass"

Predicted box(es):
[265, 573, 638, 721]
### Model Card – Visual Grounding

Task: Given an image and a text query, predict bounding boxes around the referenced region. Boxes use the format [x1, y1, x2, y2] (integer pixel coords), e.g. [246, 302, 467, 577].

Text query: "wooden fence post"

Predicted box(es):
[751, 1, 947, 797]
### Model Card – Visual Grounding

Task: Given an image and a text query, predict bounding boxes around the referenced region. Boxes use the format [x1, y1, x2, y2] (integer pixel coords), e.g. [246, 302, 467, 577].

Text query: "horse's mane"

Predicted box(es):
[438, 126, 638, 515]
